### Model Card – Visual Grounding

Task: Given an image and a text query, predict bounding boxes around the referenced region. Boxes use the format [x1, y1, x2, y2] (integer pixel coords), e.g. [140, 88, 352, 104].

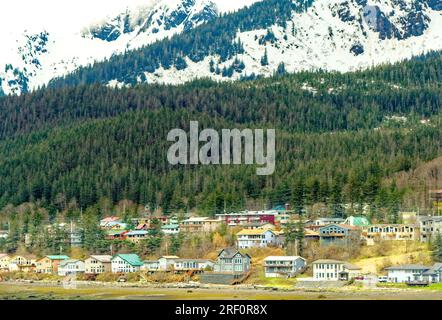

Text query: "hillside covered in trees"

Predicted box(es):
[0, 52, 441, 223]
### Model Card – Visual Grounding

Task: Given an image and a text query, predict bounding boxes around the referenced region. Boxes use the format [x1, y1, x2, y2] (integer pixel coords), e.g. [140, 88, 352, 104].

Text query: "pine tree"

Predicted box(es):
[260, 48, 269, 66]
[433, 233, 442, 263]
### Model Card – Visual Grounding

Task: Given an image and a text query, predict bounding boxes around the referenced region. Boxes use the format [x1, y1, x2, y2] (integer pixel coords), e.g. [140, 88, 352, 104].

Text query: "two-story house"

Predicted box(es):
[9, 255, 37, 273]
[179, 217, 222, 233]
[263, 256, 306, 278]
[35, 255, 70, 274]
[312, 259, 362, 281]
[173, 259, 214, 272]
[418, 216, 442, 242]
[158, 256, 180, 271]
[125, 230, 149, 244]
[313, 218, 345, 227]
[58, 259, 85, 276]
[111, 254, 143, 273]
[385, 264, 430, 283]
[422, 263, 442, 283]
[213, 248, 251, 274]
[319, 224, 361, 246]
[161, 224, 180, 235]
[142, 260, 160, 271]
[236, 228, 280, 249]
[85, 255, 112, 274]
[362, 224, 419, 245]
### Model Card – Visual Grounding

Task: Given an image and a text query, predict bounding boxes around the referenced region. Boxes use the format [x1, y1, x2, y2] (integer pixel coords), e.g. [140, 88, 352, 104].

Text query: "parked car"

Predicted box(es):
[355, 276, 364, 280]
[377, 276, 388, 283]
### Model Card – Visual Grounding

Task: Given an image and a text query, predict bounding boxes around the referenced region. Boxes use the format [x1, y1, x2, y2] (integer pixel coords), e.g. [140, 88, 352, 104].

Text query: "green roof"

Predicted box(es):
[46, 255, 70, 260]
[348, 216, 370, 226]
[113, 254, 143, 267]
[162, 224, 179, 229]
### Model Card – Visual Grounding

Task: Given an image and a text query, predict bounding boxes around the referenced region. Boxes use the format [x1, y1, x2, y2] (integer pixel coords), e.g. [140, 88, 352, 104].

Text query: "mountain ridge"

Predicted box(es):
[2, 0, 442, 96]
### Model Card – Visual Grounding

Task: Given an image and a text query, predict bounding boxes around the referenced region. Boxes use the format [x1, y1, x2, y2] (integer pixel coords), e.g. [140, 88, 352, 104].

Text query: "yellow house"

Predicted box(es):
[9, 255, 37, 273]
[0, 254, 11, 272]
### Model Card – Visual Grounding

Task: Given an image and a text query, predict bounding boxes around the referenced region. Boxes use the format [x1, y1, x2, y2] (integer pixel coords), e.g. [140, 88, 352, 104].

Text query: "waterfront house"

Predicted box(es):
[213, 248, 251, 274]
[362, 224, 419, 245]
[263, 256, 306, 278]
[85, 255, 112, 274]
[418, 216, 442, 242]
[158, 256, 180, 271]
[180, 217, 222, 233]
[58, 259, 85, 276]
[312, 259, 362, 281]
[0, 254, 10, 272]
[173, 259, 215, 272]
[319, 224, 361, 246]
[200, 248, 251, 285]
[35, 255, 70, 274]
[111, 254, 143, 273]
[8, 255, 37, 272]
[161, 224, 180, 235]
[236, 228, 280, 249]
[141, 260, 159, 271]
[385, 264, 430, 283]
[422, 263, 442, 283]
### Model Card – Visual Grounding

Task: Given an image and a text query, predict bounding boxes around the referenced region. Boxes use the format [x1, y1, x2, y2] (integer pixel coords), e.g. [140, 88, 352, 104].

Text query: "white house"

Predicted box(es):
[236, 229, 280, 249]
[418, 216, 442, 242]
[161, 224, 180, 235]
[85, 255, 112, 274]
[141, 260, 159, 271]
[58, 259, 85, 276]
[263, 256, 306, 278]
[157, 256, 180, 271]
[312, 259, 362, 281]
[173, 259, 214, 272]
[422, 263, 442, 283]
[313, 217, 345, 227]
[385, 264, 430, 283]
[111, 254, 143, 273]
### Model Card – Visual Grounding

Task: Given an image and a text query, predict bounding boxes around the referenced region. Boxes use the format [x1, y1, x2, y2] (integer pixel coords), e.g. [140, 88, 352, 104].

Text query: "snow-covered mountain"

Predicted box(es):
[138, 0, 442, 85]
[1, 0, 442, 95]
[0, 0, 259, 95]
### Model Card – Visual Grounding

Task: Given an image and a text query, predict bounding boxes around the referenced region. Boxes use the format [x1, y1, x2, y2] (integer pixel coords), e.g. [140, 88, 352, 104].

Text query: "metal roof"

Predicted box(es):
[59, 259, 82, 267]
[422, 263, 442, 275]
[89, 255, 112, 263]
[112, 254, 143, 266]
[385, 264, 430, 271]
[46, 255, 70, 260]
[236, 228, 275, 236]
[264, 256, 305, 261]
